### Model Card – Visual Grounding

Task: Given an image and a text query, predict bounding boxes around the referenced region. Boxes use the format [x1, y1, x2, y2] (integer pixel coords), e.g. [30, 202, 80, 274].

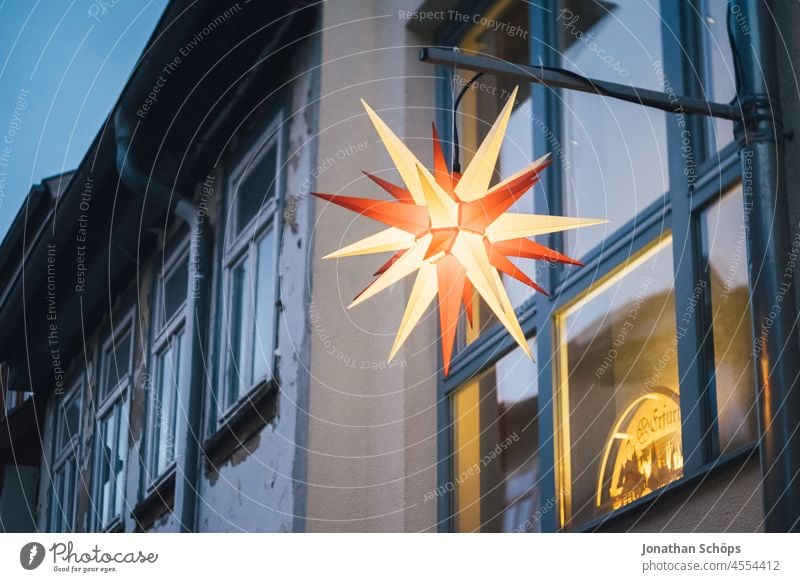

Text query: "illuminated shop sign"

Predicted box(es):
[596, 387, 684, 511]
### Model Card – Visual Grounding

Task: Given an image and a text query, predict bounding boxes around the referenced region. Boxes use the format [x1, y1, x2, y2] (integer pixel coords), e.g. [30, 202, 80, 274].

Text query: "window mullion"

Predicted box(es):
[662, 1, 716, 471]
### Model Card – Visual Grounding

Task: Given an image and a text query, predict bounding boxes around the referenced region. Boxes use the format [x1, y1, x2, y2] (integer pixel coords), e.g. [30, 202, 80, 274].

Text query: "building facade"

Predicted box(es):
[1, 0, 799, 533]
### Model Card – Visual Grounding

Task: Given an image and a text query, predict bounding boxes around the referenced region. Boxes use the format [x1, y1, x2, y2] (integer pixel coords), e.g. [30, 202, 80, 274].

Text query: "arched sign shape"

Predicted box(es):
[596, 387, 684, 511]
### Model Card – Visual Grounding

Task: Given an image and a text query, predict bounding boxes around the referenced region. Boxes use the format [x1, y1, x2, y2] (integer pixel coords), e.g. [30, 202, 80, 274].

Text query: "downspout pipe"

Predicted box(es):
[114, 87, 211, 533]
[730, 0, 800, 532]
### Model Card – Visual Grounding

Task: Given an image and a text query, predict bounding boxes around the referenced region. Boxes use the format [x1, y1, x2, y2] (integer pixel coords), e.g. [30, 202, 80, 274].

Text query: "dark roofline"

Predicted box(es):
[0, 0, 182, 309]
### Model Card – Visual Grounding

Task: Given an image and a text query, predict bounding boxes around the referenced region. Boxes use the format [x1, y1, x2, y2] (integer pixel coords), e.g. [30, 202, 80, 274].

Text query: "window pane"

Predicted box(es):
[702, 185, 758, 453]
[160, 254, 188, 329]
[98, 414, 115, 526]
[699, 0, 736, 153]
[556, 0, 663, 89]
[63, 458, 76, 531]
[555, 238, 682, 529]
[151, 333, 181, 477]
[557, 0, 669, 258]
[453, 338, 540, 532]
[226, 259, 249, 406]
[102, 330, 132, 399]
[251, 230, 276, 383]
[95, 400, 128, 529]
[57, 392, 81, 453]
[114, 400, 129, 519]
[236, 144, 277, 234]
[168, 335, 182, 463]
[456, 1, 536, 348]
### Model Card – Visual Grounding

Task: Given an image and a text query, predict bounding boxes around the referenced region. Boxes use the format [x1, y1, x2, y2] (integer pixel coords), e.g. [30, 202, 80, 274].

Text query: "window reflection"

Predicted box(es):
[453, 338, 541, 532]
[699, 0, 736, 153]
[557, 0, 669, 258]
[701, 184, 758, 453]
[555, 238, 682, 529]
[556, 0, 664, 90]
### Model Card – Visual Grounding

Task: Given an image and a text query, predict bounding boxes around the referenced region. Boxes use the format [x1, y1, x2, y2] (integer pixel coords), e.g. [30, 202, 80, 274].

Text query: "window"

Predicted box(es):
[556, 0, 668, 259]
[47, 377, 83, 532]
[145, 242, 188, 486]
[92, 317, 134, 531]
[554, 237, 681, 530]
[701, 184, 758, 453]
[218, 112, 282, 419]
[437, 0, 750, 532]
[698, 0, 736, 154]
[452, 338, 541, 532]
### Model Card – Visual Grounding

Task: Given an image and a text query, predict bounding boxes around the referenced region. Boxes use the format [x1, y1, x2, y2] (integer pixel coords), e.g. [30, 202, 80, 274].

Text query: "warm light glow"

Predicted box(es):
[314, 87, 606, 374]
[453, 380, 482, 532]
[596, 388, 684, 511]
[554, 236, 679, 528]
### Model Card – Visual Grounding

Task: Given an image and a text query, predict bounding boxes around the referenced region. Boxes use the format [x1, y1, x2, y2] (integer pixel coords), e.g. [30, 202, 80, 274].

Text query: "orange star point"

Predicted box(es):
[314, 88, 606, 375]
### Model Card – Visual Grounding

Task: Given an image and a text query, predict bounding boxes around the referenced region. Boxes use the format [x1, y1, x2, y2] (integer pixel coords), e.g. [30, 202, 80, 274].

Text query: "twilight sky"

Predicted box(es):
[0, 0, 168, 239]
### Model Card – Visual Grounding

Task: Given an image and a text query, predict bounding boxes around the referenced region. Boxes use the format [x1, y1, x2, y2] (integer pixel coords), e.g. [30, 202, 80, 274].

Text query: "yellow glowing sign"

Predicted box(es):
[596, 387, 684, 510]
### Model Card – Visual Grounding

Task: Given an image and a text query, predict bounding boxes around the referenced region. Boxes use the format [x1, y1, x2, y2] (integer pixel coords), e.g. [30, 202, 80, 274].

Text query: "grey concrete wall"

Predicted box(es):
[305, 0, 439, 532]
[600, 456, 764, 532]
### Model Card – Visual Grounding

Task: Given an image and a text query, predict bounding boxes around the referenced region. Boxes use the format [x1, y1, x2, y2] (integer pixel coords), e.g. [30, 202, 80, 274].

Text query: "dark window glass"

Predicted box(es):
[701, 184, 758, 453]
[101, 330, 132, 398]
[235, 144, 277, 234]
[159, 255, 188, 328]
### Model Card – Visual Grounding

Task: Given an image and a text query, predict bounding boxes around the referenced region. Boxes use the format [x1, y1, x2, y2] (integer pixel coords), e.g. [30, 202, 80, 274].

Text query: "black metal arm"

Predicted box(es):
[420, 47, 742, 121]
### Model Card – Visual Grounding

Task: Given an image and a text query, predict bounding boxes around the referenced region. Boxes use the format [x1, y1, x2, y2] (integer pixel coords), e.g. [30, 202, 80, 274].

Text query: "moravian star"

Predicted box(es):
[313, 86, 606, 375]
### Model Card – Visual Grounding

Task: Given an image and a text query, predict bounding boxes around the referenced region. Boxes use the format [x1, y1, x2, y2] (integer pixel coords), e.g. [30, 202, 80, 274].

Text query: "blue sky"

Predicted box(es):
[0, 0, 168, 238]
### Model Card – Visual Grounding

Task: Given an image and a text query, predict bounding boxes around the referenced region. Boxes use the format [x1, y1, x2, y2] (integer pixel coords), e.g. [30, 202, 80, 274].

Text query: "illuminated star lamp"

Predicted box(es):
[313, 86, 606, 375]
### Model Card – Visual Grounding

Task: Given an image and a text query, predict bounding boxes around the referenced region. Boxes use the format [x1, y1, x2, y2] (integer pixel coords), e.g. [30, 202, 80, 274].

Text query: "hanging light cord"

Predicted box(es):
[451, 71, 485, 174]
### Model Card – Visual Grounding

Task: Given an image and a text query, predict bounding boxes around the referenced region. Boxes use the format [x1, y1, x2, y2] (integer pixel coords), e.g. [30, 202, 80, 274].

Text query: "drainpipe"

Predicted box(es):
[114, 97, 211, 533]
[730, 0, 800, 532]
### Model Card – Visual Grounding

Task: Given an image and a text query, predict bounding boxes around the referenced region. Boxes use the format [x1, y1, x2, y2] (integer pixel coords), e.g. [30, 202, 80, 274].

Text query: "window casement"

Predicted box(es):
[699, 183, 758, 454]
[697, 0, 737, 155]
[46, 376, 84, 532]
[555, 0, 669, 261]
[451, 338, 540, 532]
[144, 239, 189, 489]
[91, 314, 135, 532]
[553, 236, 681, 530]
[216, 110, 283, 423]
[437, 0, 754, 532]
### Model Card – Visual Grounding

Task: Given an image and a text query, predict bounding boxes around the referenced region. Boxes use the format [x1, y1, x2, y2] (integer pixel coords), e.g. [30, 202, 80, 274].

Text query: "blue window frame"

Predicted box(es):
[46, 375, 84, 532]
[435, 0, 753, 532]
[215, 109, 284, 425]
[91, 312, 135, 531]
[143, 235, 189, 490]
